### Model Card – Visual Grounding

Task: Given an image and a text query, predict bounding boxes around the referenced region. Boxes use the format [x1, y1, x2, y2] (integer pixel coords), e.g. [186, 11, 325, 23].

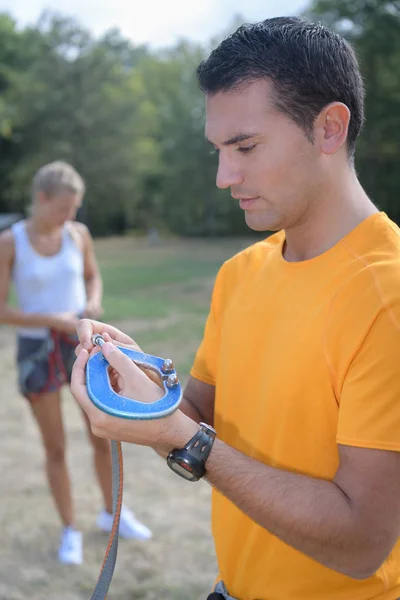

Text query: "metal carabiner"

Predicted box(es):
[85, 334, 182, 420]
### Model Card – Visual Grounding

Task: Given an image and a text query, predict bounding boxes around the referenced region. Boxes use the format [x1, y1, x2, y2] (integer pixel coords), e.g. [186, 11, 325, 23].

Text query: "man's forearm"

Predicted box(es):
[179, 397, 204, 424]
[155, 399, 203, 459]
[205, 439, 386, 579]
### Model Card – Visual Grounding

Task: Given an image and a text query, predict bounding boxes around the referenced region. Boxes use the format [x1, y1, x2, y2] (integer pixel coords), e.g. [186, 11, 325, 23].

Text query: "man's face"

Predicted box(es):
[205, 80, 322, 232]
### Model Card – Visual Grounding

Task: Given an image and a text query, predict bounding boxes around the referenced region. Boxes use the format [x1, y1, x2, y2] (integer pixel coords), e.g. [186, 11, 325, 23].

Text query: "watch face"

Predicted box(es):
[167, 449, 206, 481]
[169, 460, 198, 481]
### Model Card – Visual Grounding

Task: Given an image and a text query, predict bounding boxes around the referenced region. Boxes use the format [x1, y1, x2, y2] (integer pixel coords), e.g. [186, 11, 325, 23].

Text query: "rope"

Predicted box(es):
[90, 440, 124, 599]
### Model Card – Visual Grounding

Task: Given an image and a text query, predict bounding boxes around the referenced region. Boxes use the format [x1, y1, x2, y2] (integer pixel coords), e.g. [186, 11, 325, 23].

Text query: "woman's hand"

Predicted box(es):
[83, 301, 104, 320]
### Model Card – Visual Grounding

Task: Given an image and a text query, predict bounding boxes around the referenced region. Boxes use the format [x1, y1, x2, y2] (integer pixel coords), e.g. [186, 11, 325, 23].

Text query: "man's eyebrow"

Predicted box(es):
[205, 133, 259, 146]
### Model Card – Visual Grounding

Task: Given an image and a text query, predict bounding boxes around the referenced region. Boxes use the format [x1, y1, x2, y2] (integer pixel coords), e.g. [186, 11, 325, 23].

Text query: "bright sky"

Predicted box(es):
[0, 0, 308, 48]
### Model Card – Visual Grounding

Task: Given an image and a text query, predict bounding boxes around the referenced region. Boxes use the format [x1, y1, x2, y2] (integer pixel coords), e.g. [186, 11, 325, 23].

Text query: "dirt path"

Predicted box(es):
[0, 326, 216, 600]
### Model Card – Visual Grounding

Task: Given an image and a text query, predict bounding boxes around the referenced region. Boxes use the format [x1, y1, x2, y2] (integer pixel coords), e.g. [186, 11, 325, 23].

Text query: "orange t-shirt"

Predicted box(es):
[191, 212, 400, 600]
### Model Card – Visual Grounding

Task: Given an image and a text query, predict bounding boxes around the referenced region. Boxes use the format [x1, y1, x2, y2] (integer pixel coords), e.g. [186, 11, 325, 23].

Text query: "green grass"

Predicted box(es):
[99, 238, 249, 322]
[102, 294, 172, 319]
[6, 235, 257, 379]
[101, 258, 224, 291]
[97, 236, 254, 378]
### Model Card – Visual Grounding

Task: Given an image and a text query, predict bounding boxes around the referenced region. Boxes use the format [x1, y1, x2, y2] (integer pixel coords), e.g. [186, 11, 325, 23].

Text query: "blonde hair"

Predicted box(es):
[32, 161, 85, 199]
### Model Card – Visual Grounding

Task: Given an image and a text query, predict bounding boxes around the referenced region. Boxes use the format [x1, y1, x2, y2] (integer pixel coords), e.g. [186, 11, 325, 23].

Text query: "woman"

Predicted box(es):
[0, 161, 151, 565]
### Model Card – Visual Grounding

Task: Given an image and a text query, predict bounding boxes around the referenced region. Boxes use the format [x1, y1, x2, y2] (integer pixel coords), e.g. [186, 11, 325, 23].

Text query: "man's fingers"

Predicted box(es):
[102, 331, 143, 353]
[76, 319, 137, 351]
[75, 342, 102, 358]
[138, 365, 164, 389]
[104, 336, 161, 388]
[70, 349, 93, 415]
[75, 321, 142, 358]
[97, 323, 136, 345]
[101, 342, 143, 380]
[71, 349, 110, 431]
[71, 348, 89, 383]
[76, 319, 95, 350]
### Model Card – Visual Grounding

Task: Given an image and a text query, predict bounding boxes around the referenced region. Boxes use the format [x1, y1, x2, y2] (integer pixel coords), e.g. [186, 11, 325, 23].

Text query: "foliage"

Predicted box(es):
[0, 3, 399, 234]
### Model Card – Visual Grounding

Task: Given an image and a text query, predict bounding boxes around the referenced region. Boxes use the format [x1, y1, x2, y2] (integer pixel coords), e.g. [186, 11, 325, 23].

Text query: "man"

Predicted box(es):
[0, 161, 151, 565]
[71, 17, 400, 599]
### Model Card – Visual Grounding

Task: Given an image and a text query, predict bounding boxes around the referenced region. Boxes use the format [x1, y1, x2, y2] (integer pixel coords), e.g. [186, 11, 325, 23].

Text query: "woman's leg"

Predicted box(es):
[81, 408, 113, 514]
[29, 390, 74, 527]
[80, 409, 152, 540]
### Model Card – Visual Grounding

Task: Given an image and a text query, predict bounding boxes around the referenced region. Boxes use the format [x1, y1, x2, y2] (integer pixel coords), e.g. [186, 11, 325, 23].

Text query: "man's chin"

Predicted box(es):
[244, 212, 282, 233]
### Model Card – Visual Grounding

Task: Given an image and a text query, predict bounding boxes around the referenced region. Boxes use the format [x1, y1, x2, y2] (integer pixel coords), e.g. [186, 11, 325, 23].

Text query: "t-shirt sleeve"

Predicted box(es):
[337, 307, 400, 451]
[190, 264, 227, 386]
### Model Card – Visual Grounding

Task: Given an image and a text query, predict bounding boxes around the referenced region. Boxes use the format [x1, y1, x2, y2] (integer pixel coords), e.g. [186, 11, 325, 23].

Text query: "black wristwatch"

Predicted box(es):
[166, 422, 217, 482]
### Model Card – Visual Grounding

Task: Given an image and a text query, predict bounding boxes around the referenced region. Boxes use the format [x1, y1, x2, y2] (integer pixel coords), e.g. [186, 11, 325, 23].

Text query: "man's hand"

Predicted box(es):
[97, 341, 164, 403]
[70, 343, 197, 453]
[75, 318, 140, 354]
[75, 319, 162, 387]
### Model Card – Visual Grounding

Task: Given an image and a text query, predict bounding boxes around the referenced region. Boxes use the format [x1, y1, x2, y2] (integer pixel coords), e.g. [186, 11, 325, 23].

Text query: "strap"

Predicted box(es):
[90, 440, 124, 599]
[64, 221, 85, 253]
[209, 581, 238, 599]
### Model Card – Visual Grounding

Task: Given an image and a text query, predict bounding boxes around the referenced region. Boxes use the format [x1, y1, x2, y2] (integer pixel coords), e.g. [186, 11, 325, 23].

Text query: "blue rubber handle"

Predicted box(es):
[85, 346, 182, 420]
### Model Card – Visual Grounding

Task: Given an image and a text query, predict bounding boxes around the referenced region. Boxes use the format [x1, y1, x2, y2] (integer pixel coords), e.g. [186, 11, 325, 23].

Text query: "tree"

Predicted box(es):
[129, 41, 246, 236]
[2, 6, 398, 235]
[0, 14, 44, 212]
[305, 0, 400, 223]
[2, 13, 147, 234]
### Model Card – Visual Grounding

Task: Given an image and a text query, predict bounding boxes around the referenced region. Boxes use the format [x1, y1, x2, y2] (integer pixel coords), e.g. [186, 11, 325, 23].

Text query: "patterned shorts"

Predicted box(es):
[16, 331, 79, 400]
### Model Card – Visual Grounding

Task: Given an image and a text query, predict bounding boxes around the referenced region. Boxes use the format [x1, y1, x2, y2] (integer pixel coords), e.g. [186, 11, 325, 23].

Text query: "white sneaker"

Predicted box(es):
[58, 526, 83, 565]
[96, 506, 152, 541]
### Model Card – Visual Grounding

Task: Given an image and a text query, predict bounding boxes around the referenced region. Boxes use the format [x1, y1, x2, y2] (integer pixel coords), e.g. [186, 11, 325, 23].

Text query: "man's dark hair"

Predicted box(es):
[197, 17, 365, 157]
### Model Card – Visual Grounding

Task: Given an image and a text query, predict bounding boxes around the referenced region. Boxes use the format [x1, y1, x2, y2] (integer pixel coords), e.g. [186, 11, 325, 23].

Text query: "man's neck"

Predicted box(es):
[283, 172, 378, 263]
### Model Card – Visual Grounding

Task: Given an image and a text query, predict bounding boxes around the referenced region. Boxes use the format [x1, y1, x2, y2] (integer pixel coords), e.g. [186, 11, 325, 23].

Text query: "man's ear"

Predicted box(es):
[314, 102, 351, 155]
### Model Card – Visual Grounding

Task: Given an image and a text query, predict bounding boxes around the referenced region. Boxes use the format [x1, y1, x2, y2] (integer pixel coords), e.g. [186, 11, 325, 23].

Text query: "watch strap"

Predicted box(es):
[183, 422, 216, 464]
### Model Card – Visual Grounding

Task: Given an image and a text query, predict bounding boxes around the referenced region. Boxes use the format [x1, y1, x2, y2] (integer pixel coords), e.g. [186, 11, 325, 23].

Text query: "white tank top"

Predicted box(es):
[11, 220, 87, 338]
